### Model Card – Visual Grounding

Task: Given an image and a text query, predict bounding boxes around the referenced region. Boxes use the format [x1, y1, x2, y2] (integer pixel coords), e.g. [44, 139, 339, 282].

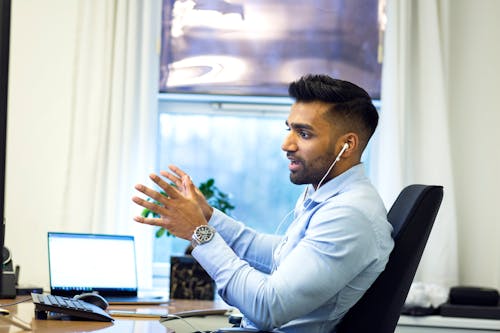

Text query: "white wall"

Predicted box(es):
[448, 0, 500, 288]
[6, 0, 78, 288]
[5, 0, 500, 290]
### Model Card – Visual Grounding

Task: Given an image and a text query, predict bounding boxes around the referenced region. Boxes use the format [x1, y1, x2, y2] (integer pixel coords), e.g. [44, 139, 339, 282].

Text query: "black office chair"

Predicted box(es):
[336, 184, 444, 333]
[217, 184, 444, 333]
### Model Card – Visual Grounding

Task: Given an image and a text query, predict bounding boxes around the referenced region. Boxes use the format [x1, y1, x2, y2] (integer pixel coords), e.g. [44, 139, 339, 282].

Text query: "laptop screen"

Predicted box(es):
[48, 232, 138, 297]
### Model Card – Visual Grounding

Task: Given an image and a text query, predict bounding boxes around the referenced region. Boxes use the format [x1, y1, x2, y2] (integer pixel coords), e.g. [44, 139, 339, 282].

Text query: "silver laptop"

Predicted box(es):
[47, 232, 168, 304]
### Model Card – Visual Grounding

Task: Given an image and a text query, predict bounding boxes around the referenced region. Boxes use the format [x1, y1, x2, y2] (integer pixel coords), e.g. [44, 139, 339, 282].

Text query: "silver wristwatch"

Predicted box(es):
[191, 225, 216, 248]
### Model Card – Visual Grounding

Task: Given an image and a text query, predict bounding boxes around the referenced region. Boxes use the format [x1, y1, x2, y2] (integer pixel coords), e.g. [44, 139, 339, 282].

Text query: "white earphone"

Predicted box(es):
[336, 142, 349, 161]
[313, 142, 350, 192]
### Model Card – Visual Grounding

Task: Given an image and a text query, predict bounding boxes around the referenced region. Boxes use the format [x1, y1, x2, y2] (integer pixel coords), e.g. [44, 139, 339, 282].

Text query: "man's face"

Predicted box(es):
[282, 101, 341, 188]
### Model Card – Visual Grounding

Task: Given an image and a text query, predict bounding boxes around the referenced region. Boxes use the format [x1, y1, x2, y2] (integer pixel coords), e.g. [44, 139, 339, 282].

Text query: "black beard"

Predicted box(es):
[289, 154, 335, 186]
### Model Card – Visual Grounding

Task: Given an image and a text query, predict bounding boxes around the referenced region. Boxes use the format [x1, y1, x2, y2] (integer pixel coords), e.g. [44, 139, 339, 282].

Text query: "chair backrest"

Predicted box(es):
[336, 184, 444, 333]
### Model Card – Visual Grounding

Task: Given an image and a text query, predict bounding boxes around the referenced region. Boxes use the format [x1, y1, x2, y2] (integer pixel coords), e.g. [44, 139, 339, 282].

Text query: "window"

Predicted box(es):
[153, 0, 382, 284]
[160, 0, 383, 98]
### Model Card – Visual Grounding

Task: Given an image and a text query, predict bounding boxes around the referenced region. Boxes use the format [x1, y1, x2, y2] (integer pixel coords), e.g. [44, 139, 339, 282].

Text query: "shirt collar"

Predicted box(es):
[302, 163, 366, 208]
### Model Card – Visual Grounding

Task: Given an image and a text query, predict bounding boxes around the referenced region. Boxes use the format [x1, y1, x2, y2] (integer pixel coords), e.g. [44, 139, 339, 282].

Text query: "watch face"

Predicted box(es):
[195, 226, 214, 243]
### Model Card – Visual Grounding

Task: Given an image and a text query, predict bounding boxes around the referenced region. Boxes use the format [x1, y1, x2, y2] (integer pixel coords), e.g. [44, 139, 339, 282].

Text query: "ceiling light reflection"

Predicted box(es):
[167, 55, 247, 86]
[171, 0, 245, 38]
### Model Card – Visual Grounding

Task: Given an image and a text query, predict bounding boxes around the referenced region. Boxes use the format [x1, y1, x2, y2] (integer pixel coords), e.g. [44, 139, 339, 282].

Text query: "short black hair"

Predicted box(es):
[288, 74, 379, 148]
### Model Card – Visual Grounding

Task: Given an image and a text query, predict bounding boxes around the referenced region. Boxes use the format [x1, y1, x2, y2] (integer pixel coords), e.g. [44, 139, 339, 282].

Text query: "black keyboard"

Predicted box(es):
[31, 293, 114, 322]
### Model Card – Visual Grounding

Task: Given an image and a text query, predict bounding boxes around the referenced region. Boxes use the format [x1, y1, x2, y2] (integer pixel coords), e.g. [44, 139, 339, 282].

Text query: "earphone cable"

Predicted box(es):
[164, 314, 204, 332]
[271, 145, 346, 272]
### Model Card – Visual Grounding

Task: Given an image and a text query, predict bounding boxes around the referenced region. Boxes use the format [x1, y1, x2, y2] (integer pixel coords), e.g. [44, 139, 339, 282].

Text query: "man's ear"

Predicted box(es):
[339, 133, 359, 157]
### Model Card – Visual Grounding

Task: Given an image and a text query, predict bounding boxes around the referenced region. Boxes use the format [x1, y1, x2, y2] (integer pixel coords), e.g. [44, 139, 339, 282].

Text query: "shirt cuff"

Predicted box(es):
[191, 232, 243, 284]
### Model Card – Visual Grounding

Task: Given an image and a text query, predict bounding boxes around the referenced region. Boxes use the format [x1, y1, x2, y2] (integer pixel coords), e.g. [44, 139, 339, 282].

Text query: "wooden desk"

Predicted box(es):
[0, 297, 231, 333]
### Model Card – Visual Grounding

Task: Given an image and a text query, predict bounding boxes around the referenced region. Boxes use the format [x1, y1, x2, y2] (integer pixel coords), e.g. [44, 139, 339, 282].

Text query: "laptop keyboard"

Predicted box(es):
[32, 293, 114, 322]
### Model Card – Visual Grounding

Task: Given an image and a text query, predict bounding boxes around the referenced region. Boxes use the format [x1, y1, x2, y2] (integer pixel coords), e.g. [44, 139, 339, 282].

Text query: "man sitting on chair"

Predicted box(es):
[132, 74, 394, 333]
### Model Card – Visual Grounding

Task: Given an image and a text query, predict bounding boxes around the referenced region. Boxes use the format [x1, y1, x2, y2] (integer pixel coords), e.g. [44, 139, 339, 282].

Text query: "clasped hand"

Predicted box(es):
[132, 165, 213, 240]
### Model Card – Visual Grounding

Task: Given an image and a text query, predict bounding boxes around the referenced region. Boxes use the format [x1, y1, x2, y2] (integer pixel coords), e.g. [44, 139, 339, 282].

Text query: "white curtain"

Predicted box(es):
[372, 0, 458, 287]
[60, 0, 161, 288]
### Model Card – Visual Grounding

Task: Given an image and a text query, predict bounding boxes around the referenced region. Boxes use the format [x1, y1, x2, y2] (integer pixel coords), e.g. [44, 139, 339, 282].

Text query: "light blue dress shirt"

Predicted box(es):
[192, 164, 394, 333]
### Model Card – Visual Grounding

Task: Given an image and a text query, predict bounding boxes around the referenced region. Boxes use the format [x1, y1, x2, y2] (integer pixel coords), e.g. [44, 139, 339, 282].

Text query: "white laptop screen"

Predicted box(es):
[48, 232, 138, 297]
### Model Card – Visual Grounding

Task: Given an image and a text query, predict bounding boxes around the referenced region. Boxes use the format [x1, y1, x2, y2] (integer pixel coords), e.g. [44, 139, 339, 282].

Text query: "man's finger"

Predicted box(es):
[149, 173, 182, 199]
[132, 195, 169, 216]
[183, 175, 197, 199]
[168, 165, 189, 179]
[160, 170, 182, 188]
[133, 216, 165, 226]
[134, 183, 169, 204]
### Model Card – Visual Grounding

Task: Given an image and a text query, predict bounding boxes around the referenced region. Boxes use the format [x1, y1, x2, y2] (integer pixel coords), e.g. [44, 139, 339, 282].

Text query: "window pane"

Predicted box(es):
[153, 109, 305, 261]
[160, 0, 382, 98]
